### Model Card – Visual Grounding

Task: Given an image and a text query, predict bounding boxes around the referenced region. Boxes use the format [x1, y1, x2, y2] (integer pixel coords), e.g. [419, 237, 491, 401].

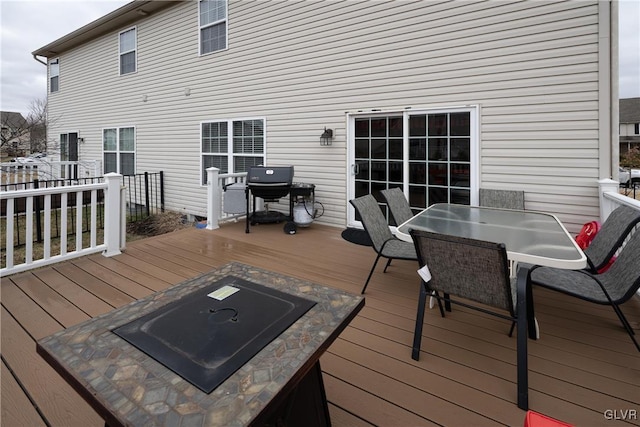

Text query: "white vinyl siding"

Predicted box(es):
[45, 0, 612, 231]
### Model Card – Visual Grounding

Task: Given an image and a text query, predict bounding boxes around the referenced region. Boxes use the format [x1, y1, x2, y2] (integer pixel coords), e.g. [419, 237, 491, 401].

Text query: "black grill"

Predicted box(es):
[245, 166, 295, 233]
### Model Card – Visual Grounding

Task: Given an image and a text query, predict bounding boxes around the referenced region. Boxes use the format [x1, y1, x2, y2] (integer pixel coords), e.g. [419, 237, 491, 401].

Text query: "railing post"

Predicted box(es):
[598, 178, 619, 222]
[104, 172, 123, 257]
[206, 167, 220, 230]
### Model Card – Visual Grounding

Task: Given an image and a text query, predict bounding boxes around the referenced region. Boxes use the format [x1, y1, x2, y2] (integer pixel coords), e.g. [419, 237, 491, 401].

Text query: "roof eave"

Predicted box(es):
[31, 1, 180, 58]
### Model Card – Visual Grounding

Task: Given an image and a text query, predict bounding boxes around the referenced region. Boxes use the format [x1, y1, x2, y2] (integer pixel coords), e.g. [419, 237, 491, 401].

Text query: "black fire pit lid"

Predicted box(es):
[113, 275, 316, 393]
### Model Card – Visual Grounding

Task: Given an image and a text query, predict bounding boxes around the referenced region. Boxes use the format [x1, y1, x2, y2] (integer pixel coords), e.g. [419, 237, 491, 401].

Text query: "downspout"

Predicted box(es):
[32, 54, 47, 66]
[610, 0, 620, 176]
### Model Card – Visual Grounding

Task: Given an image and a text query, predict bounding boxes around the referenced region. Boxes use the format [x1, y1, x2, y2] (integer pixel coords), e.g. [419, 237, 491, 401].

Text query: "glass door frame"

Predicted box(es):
[346, 105, 480, 227]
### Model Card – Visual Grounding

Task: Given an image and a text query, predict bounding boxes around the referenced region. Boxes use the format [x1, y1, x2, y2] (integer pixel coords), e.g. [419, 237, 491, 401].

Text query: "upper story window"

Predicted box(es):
[199, 0, 227, 55]
[201, 118, 264, 184]
[50, 59, 59, 92]
[119, 27, 137, 75]
[103, 126, 136, 175]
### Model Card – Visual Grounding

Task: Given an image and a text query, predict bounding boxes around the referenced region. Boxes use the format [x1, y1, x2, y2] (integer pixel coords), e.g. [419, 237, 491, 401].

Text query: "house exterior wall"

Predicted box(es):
[45, 0, 616, 232]
[619, 97, 640, 154]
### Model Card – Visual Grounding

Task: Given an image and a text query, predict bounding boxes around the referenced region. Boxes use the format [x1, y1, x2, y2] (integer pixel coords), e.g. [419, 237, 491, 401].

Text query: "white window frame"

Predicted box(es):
[102, 126, 136, 175]
[119, 27, 137, 75]
[49, 58, 59, 93]
[198, 0, 228, 56]
[200, 117, 266, 185]
[346, 106, 479, 227]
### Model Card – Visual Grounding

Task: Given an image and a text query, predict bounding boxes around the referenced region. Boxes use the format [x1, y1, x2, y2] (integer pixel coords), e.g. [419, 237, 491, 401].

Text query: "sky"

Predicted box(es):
[1, 0, 639, 117]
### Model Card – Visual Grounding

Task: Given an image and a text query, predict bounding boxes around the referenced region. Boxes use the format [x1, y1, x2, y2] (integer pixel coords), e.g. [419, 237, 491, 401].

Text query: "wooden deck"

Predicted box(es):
[2, 220, 639, 426]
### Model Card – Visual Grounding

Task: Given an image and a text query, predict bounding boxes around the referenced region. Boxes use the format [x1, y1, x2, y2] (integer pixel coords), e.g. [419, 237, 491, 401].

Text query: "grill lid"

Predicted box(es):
[247, 166, 294, 185]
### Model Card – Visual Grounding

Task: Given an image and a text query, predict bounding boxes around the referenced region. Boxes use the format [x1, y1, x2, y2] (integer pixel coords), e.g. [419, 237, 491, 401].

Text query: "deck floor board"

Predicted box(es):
[1, 221, 638, 426]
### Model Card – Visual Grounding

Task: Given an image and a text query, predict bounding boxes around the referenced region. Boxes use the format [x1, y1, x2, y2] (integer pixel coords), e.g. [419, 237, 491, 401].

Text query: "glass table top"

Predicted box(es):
[396, 204, 586, 269]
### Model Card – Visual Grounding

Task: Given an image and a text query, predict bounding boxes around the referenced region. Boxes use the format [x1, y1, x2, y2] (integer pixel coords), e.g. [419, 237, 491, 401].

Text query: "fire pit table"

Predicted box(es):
[36, 262, 364, 427]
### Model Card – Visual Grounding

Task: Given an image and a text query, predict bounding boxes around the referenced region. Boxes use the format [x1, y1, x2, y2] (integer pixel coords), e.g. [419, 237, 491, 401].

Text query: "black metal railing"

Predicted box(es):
[122, 172, 165, 221]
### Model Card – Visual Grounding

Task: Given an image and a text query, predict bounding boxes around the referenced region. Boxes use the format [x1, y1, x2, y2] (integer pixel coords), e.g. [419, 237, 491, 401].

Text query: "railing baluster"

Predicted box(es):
[76, 189, 83, 252]
[6, 199, 14, 269]
[60, 193, 68, 257]
[25, 196, 33, 265]
[90, 189, 97, 248]
[44, 194, 51, 259]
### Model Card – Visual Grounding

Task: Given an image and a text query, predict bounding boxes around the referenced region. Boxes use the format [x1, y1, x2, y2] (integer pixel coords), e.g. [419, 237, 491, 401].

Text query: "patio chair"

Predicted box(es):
[350, 194, 418, 294]
[529, 227, 640, 352]
[380, 187, 414, 226]
[582, 205, 640, 273]
[479, 188, 525, 210]
[409, 229, 531, 409]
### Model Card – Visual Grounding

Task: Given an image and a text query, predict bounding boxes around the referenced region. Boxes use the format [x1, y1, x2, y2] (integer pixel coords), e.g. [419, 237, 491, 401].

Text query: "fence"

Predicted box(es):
[1, 172, 164, 246]
[122, 172, 165, 221]
[0, 174, 123, 276]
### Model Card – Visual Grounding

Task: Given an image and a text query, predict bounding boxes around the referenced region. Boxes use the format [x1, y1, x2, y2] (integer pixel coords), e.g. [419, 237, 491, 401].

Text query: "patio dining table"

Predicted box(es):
[395, 203, 586, 270]
[394, 203, 587, 410]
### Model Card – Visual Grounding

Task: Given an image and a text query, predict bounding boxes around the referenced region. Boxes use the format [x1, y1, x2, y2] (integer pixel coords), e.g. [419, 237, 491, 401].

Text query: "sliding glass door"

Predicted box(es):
[349, 107, 478, 226]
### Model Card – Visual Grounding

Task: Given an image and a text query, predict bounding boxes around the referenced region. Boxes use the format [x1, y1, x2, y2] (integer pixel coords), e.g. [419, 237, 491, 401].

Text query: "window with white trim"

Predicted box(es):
[103, 127, 135, 175]
[199, 0, 227, 55]
[119, 27, 136, 75]
[201, 118, 264, 184]
[50, 59, 59, 93]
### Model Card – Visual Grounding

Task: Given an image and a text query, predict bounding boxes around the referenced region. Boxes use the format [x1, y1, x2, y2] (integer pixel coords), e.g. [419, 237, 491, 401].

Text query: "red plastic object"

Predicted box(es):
[575, 220, 600, 250]
[598, 256, 616, 273]
[524, 411, 574, 427]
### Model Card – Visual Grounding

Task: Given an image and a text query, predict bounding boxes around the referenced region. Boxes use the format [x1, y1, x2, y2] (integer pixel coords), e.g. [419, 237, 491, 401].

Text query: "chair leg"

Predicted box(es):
[444, 293, 452, 312]
[383, 258, 392, 272]
[516, 266, 530, 410]
[508, 321, 516, 337]
[412, 281, 428, 360]
[610, 303, 640, 352]
[361, 254, 383, 294]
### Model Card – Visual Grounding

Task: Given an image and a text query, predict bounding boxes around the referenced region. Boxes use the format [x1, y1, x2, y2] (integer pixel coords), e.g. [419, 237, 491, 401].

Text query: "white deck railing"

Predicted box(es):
[1, 160, 102, 185]
[598, 179, 640, 220]
[1, 173, 123, 277]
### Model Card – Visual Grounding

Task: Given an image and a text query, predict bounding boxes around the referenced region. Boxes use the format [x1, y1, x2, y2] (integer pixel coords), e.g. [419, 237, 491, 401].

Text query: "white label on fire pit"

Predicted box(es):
[208, 285, 240, 301]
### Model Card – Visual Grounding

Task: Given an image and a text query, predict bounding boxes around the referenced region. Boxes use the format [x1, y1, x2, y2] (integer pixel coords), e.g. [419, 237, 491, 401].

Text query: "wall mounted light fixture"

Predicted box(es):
[78, 137, 85, 143]
[320, 127, 333, 146]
